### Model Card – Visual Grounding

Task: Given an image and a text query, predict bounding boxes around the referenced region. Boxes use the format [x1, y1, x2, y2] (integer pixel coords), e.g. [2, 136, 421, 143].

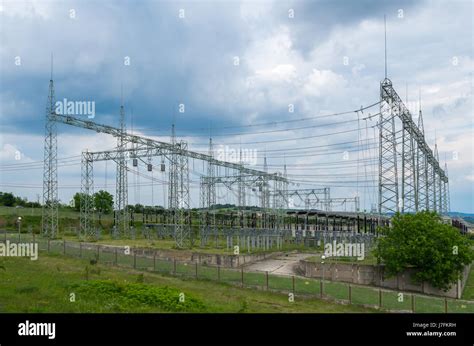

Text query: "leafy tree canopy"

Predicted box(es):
[374, 211, 474, 291]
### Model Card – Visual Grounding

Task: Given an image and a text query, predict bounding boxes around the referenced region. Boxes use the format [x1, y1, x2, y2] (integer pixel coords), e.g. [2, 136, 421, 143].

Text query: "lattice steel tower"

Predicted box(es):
[114, 96, 129, 236]
[42, 61, 58, 238]
[378, 78, 399, 214]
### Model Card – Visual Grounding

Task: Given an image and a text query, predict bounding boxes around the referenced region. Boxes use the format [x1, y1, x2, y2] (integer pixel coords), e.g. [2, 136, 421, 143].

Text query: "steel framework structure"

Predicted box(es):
[42, 77, 59, 238]
[48, 109, 287, 246]
[285, 188, 331, 211]
[114, 101, 129, 237]
[42, 75, 452, 243]
[378, 78, 449, 216]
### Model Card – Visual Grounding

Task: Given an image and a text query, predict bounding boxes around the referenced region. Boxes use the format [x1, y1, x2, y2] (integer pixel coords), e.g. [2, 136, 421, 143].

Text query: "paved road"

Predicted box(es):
[244, 252, 317, 276]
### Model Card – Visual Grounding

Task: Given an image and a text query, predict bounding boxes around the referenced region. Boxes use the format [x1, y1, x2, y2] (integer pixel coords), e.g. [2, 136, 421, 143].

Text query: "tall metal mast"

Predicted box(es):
[42, 54, 58, 238]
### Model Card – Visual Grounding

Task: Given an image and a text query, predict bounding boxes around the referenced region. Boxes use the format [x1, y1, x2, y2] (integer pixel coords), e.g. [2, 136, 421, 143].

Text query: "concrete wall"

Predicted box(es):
[299, 260, 471, 299]
[75, 241, 281, 268]
[191, 251, 283, 268]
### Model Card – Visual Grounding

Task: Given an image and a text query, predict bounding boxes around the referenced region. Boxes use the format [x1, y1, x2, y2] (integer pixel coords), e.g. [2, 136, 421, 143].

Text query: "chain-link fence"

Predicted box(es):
[3, 232, 474, 313]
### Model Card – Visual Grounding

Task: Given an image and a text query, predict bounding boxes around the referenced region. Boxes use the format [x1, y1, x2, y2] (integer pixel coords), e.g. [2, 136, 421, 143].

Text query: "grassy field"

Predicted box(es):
[462, 266, 474, 300]
[2, 235, 473, 313]
[0, 254, 374, 313]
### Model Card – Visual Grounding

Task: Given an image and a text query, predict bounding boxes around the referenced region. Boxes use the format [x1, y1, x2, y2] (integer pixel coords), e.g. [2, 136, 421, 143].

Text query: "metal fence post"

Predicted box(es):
[47, 238, 50, 253]
[173, 259, 177, 275]
[97, 245, 100, 262]
[412, 294, 415, 312]
[241, 267, 244, 287]
[217, 266, 220, 281]
[266, 271, 269, 290]
[63, 240, 66, 255]
[444, 298, 448, 313]
[133, 251, 136, 269]
[195, 262, 198, 279]
[379, 289, 383, 309]
[79, 242, 82, 258]
[292, 276, 295, 295]
[114, 248, 118, 266]
[349, 284, 352, 304]
[320, 280, 323, 298]
[153, 252, 156, 271]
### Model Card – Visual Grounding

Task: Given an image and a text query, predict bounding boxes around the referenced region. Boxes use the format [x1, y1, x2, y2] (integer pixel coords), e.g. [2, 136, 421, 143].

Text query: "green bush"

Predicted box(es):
[374, 212, 474, 291]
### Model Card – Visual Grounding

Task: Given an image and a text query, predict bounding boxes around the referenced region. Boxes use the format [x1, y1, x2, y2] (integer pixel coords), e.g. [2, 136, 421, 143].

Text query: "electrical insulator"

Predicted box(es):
[147, 164, 152, 172]
[161, 163, 165, 172]
[132, 158, 138, 167]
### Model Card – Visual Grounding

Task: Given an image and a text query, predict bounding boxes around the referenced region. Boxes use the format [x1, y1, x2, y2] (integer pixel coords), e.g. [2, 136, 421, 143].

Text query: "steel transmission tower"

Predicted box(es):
[168, 124, 178, 220]
[377, 18, 448, 216]
[435, 143, 443, 214]
[199, 137, 216, 246]
[261, 155, 270, 209]
[42, 65, 59, 238]
[80, 150, 95, 238]
[443, 163, 450, 213]
[416, 99, 428, 211]
[168, 124, 191, 248]
[378, 78, 448, 216]
[401, 107, 417, 213]
[378, 78, 399, 214]
[283, 163, 289, 209]
[237, 147, 246, 208]
[207, 138, 217, 211]
[114, 98, 129, 237]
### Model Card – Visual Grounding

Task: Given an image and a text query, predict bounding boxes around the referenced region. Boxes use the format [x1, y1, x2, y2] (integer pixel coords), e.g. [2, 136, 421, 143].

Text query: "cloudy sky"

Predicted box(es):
[0, 0, 472, 213]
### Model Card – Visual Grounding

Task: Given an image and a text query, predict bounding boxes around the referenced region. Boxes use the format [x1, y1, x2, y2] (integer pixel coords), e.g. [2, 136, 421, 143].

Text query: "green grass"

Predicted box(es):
[268, 274, 293, 291]
[3, 234, 473, 313]
[243, 272, 266, 288]
[462, 266, 474, 300]
[0, 255, 374, 313]
[295, 277, 321, 295]
[324, 281, 350, 300]
[70, 280, 207, 312]
[414, 295, 445, 313]
[350, 286, 379, 306]
[381, 290, 412, 311]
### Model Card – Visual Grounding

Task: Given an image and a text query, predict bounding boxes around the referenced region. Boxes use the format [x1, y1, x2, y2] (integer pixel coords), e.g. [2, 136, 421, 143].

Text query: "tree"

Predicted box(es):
[374, 211, 474, 291]
[15, 196, 28, 207]
[72, 192, 93, 212]
[0, 192, 15, 206]
[93, 190, 114, 215]
[134, 204, 144, 213]
[72, 193, 81, 212]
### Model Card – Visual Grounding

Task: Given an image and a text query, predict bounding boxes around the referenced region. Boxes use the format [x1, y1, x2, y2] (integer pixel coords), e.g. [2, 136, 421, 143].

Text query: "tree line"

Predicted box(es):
[0, 192, 41, 208]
